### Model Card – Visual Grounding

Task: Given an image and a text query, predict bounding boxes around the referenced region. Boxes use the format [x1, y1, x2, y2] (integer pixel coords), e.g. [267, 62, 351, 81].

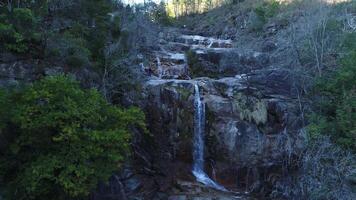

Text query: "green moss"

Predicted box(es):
[206, 107, 217, 125]
[309, 39, 356, 151]
[234, 93, 268, 125]
[178, 108, 194, 140]
[176, 87, 192, 101]
[186, 50, 202, 77]
[186, 50, 222, 78]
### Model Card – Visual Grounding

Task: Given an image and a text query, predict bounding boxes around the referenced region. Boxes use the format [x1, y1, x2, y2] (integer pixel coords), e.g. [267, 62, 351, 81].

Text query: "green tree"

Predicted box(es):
[308, 33, 356, 151]
[249, 0, 280, 32]
[0, 8, 39, 53]
[0, 75, 146, 200]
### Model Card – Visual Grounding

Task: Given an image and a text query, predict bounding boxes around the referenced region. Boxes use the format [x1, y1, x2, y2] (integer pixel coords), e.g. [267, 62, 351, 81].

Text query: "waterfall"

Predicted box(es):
[207, 39, 214, 48]
[193, 83, 205, 173]
[156, 56, 163, 78]
[139, 63, 145, 72]
[192, 83, 227, 191]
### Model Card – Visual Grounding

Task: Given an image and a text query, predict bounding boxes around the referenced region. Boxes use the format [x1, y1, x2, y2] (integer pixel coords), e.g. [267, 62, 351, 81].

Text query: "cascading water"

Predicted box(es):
[156, 56, 163, 78]
[207, 39, 214, 48]
[192, 83, 227, 191]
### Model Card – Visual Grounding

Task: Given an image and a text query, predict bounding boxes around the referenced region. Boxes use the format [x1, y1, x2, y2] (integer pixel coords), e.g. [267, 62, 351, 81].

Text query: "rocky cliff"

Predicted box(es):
[90, 30, 308, 200]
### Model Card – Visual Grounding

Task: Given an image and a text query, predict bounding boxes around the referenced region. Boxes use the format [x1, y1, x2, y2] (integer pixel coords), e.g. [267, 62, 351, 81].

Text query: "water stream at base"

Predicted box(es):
[192, 83, 227, 192]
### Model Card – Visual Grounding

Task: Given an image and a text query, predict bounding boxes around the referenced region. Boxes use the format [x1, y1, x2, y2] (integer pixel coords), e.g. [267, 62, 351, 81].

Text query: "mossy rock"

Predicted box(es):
[234, 93, 267, 125]
[177, 107, 194, 141]
[175, 87, 192, 101]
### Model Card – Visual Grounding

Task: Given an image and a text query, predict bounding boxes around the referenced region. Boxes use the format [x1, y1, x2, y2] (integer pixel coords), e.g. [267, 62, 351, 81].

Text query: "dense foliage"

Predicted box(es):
[0, 75, 146, 200]
[166, 0, 234, 17]
[308, 32, 356, 151]
[249, 0, 280, 32]
[150, 1, 174, 25]
[0, 0, 122, 68]
[0, 7, 40, 53]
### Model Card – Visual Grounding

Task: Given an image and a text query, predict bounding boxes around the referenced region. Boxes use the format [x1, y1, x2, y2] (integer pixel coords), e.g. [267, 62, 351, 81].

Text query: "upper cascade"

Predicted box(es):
[179, 35, 233, 49]
[149, 34, 234, 79]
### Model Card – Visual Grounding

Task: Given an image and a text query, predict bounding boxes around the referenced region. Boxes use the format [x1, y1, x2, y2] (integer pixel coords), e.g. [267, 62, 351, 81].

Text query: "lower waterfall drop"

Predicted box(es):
[192, 83, 227, 191]
[156, 56, 163, 78]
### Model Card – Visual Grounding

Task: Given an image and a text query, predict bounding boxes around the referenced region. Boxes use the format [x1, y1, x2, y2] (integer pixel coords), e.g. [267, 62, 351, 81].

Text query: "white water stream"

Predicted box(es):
[192, 83, 227, 191]
[156, 56, 163, 78]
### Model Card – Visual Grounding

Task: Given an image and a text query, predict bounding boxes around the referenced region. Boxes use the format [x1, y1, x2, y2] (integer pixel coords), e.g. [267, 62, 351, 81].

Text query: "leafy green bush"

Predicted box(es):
[308, 32, 356, 151]
[65, 54, 89, 68]
[325, 18, 342, 32]
[0, 8, 39, 53]
[249, 0, 280, 32]
[0, 23, 28, 53]
[0, 75, 146, 200]
[64, 34, 91, 68]
[0, 89, 11, 133]
[66, 23, 89, 39]
[0, 0, 114, 60]
[0, 0, 125, 70]
[248, 12, 266, 32]
[342, 32, 356, 51]
[12, 8, 36, 32]
[45, 33, 91, 68]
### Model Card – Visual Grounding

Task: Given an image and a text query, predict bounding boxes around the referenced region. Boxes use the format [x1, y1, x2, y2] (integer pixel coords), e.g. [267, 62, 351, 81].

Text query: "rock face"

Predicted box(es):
[0, 53, 101, 88]
[0, 57, 38, 87]
[140, 68, 304, 194]
[148, 34, 270, 79]
[91, 176, 127, 200]
[122, 31, 305, 199]
[190, 50, 270, 78]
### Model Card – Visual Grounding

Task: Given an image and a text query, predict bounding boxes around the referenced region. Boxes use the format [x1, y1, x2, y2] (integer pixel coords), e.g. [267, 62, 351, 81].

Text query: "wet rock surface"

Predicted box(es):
[92, 30, 306, 200]
[142, 73, 303, 184]
[147, 33, 271, 79]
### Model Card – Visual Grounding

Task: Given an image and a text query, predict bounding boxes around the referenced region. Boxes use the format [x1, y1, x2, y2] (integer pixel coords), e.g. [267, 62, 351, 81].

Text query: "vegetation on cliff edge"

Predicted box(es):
[0, 75, 146, 200]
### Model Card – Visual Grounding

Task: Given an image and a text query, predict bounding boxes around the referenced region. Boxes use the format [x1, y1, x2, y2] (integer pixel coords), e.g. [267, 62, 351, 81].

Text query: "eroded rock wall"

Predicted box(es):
[140, 68, 305, 197]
